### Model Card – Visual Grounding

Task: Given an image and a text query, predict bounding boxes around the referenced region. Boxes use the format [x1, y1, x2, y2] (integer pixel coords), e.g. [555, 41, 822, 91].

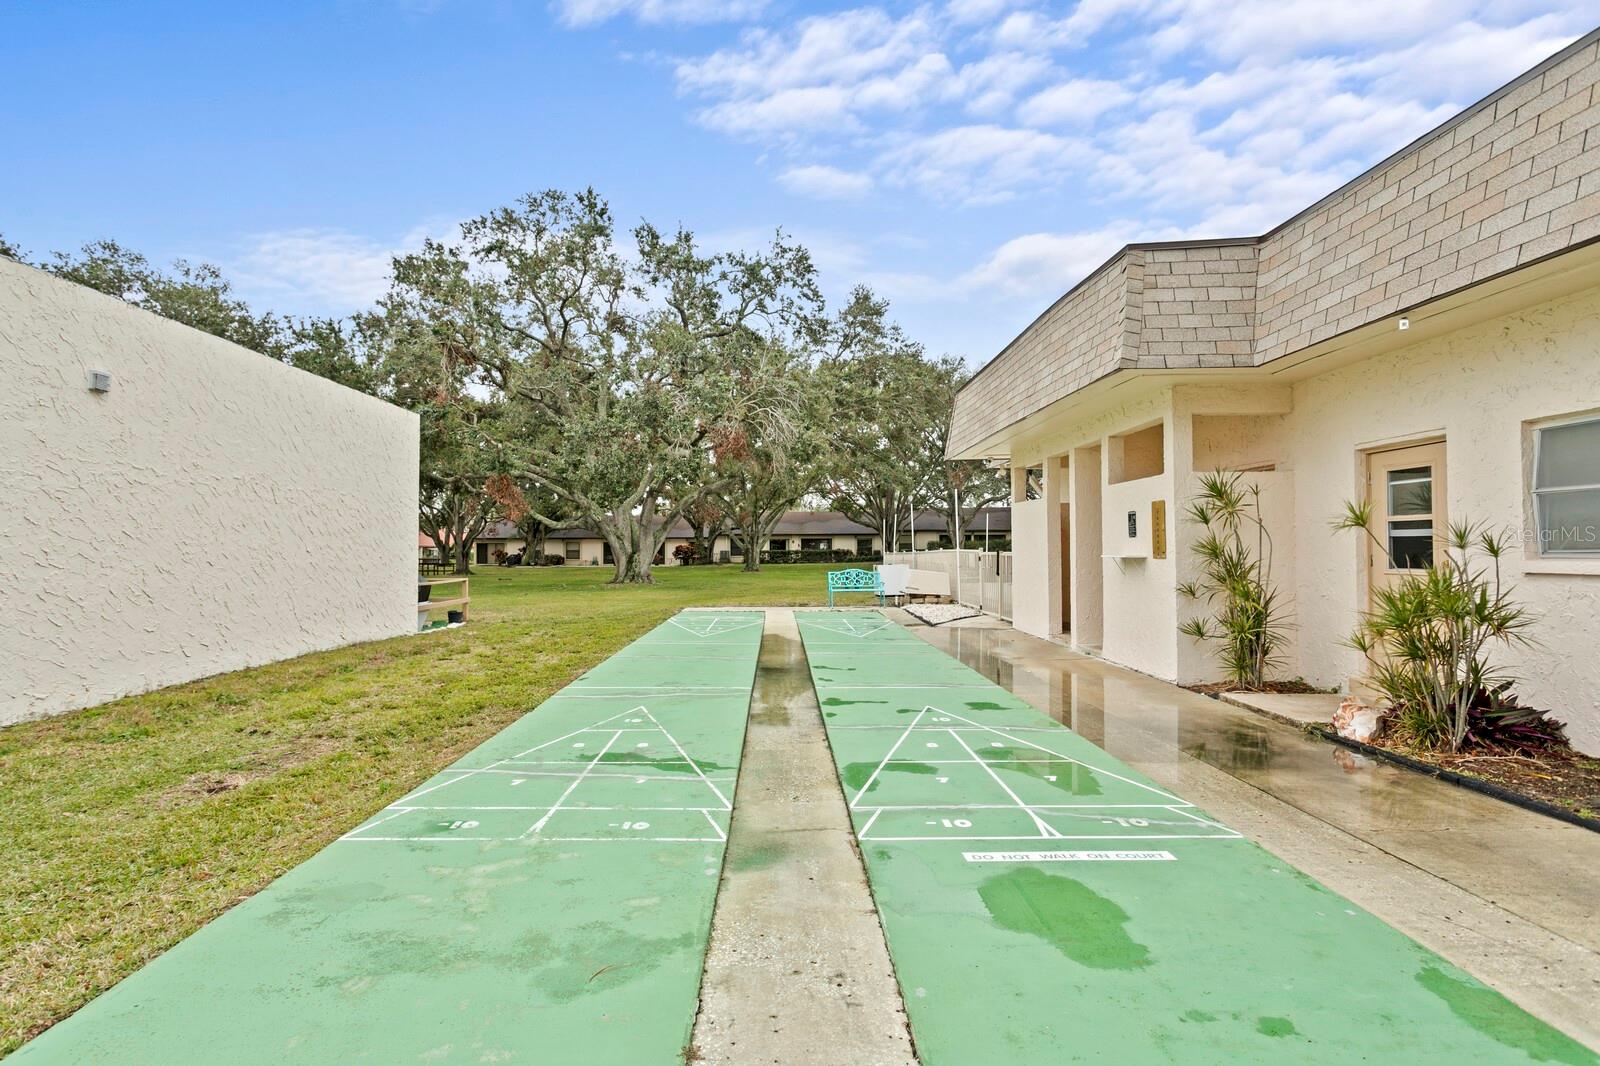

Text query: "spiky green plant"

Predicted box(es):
[1333, 504, 1534, 751]
[1178, 472, 1289, 688]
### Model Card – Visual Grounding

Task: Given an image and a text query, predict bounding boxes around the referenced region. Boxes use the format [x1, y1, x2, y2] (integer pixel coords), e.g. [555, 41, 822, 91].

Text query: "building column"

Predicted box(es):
[1042, 456, 1068, 635]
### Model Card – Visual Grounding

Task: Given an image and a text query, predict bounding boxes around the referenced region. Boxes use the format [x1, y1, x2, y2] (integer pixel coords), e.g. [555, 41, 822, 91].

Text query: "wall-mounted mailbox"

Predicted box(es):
[1151, 500, 1167, 559]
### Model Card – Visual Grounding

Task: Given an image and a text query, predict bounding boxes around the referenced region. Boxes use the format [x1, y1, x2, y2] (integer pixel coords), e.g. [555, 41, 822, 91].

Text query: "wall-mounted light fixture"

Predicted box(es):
[1397, 317, 1410, 331]
[88, 370, 112, 392]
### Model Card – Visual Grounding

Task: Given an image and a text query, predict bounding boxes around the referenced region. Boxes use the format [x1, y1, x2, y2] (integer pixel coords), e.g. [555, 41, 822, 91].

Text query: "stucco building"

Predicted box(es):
[946, 30, 1600, 752]
[2, 258, 419, 726]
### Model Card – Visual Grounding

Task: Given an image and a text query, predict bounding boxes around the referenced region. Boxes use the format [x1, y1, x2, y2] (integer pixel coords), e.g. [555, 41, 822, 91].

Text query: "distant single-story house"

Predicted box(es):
[418, 521, 525, 564]
[946, 31, 1600, 753]
[502, 508, 1013, 566]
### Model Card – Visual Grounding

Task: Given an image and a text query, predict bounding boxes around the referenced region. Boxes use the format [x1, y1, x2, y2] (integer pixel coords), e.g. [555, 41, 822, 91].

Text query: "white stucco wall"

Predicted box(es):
[1102, 471, 1178, 677]
[0, 259, 418, 726]
[1289, 286, 1600, 752]
[996, 280, 1600, 752]
[1010, 499, 1051, 635]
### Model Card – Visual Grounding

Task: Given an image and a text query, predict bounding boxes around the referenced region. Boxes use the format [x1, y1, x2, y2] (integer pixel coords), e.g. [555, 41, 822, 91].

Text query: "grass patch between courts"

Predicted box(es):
[0, 564, 827, 1056]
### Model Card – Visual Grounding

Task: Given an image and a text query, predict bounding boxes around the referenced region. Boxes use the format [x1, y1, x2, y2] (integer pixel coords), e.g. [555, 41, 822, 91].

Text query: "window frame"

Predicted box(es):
[1532, 413, 1600, 557]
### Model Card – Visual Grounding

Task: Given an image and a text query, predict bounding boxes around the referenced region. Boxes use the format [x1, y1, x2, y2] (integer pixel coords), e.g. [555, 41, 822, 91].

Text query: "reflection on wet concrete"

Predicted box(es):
[914, 621, 1600, 953]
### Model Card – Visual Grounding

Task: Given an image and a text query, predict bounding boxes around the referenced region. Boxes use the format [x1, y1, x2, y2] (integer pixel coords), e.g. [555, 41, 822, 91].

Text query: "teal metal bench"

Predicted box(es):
[827, 568, 885, 607]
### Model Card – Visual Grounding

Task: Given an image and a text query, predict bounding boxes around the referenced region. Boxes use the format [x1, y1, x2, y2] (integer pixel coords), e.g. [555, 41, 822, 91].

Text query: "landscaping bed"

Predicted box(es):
[1184, 678, 1329, 697]
[1322, 730, 1600, 828]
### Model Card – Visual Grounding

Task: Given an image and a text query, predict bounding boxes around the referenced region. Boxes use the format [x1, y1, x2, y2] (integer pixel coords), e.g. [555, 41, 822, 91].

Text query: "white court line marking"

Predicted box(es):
[702, 810, 728, 842]
[947, 728, 1060, 839]
[365, 702, 741, 843]
[933, 708, 1188, 804]
[388, 805, 729, 812]
[641, 707, 732, 810]
[811, 685, 1004, 692]
[667, 615, 763, 638]
[801, 611, 896, 632]
[341, 808, 412, 839]
[853, 803, 1195, 810]
[409, 767, 732, 782]
[865, 834, 1242, 842]
[551, 693, 750, 700]
[561, 685, 750, 691]
[802, 618, 894, 639]
[343, 836, 721, 843]
[382, 710, 643, 800]
[523, 730, 624, 836]
[1165, 806, 1242, 835]
[825, 696, 1237, 842]
[833, 726, 1065, 734]
[849, 707, 931, 809]
[387, 707, 647, 806]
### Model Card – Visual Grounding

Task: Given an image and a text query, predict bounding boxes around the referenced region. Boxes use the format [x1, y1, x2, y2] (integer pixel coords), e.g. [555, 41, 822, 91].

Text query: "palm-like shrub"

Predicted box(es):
[1333, 503, 1533, 751]
[1178, 472, 1288, 688]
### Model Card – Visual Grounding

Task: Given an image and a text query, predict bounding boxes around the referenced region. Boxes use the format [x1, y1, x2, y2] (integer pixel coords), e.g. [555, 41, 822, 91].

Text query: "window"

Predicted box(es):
[1386, 466, 1435, 569]
[565, 542, 580, 561]
[768, 538, 789, 552]
[603, 542, 614, 564]
[730, 536, 745, 557]
[856, 537, 874, 556]
[801, 537, 830, 552]
[1533, 416, 1600, 555]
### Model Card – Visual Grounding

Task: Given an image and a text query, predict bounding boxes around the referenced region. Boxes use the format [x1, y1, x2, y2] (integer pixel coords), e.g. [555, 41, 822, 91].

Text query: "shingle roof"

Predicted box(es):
[541, 507, 1012, 539]
[948, 28, 1600, 459]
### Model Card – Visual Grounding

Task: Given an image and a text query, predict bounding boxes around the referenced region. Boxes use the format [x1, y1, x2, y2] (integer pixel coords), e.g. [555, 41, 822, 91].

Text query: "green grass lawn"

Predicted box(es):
[0, 563, 834, 1056]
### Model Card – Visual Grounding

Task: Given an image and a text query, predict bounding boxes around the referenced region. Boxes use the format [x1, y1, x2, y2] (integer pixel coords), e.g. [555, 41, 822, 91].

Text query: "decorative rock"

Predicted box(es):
[1332, 697, 1383, 742]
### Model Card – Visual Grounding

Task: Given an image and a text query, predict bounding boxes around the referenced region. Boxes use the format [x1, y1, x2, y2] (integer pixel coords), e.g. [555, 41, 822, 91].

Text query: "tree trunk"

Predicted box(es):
[604, 521, 656, 585]
[613, 549, 654, 584]
[738, 510, 784, 573]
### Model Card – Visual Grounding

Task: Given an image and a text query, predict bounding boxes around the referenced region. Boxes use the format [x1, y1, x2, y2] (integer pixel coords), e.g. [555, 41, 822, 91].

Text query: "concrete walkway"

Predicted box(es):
[909, 616, 1600, 1050]
[692, 610, 916, 1065]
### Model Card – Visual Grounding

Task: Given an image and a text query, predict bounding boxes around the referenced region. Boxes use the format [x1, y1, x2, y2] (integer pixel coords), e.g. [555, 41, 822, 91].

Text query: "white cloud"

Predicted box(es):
[554, 0, 766, 27]
[555, 0, 1598, 359]
[948, 51, 1055, 116]
[962, 225, 1140, 298]
[878, 124, 1090, 204]
[1017, 77, 1132, 126]
[699, 86, 858, 136]
[228, 224, 447, 315]
[777, 164, 874, 199]
[677, 9, 938, 100]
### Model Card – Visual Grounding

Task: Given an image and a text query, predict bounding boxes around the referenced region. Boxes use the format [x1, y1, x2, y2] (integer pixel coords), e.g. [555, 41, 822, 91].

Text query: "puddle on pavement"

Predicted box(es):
[842, 761, 937, 792]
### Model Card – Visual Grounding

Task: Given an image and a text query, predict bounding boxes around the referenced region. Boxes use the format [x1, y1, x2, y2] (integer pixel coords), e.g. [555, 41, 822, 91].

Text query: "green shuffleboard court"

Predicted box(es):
[14, 610, 765, 1065]
[796, 610, 1597, 1066]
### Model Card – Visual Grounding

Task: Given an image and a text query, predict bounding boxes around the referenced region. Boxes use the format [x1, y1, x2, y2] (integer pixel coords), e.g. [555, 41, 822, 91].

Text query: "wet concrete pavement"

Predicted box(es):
[908, 614, 1600, 1047]
[692, 610, 917, 1065]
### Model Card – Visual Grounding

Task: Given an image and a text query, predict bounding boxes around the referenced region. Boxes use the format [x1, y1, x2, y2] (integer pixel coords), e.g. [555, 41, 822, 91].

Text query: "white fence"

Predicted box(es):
[883, 549, 1013, 621]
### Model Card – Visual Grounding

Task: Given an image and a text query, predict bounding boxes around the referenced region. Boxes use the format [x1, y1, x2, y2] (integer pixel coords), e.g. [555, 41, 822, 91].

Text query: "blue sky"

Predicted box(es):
[2, 1, 1593, 365]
